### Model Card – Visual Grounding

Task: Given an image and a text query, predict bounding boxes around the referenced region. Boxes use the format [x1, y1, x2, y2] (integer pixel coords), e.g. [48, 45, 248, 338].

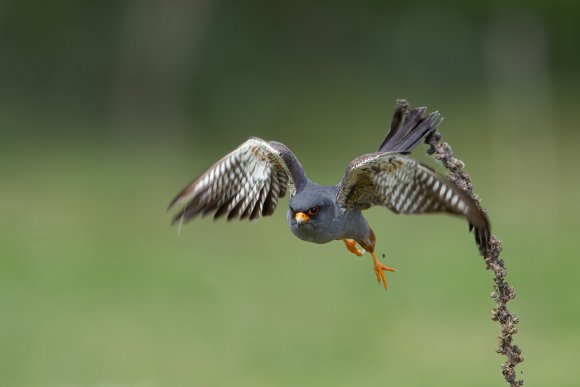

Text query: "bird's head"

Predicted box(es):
[287, 189, 338, 242]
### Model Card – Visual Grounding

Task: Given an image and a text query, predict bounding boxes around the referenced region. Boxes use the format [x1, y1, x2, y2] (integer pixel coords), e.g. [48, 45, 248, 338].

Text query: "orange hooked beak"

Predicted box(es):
[294, 212, 310, 225]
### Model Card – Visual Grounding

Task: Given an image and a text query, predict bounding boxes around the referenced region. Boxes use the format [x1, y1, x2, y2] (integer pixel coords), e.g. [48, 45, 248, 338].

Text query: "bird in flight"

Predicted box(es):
[168, 101, 490, 289]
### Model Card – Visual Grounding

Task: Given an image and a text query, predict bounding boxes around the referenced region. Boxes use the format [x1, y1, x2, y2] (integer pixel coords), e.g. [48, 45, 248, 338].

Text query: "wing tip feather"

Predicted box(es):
[167, 137, 301, 230]
[467, 205, 491, 250]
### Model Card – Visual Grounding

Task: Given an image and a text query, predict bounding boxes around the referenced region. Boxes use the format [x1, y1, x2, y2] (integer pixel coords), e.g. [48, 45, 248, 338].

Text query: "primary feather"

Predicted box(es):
[168, 138, 306, 223]
[336, 153, 489, 246]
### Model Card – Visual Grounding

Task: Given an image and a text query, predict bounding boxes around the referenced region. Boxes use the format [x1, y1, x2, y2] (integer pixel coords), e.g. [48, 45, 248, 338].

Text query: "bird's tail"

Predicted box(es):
[377, 100, 442, 153]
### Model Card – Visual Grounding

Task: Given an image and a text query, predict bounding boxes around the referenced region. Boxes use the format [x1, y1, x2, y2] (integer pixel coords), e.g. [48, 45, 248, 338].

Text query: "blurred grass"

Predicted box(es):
[1, 117, 579, 386]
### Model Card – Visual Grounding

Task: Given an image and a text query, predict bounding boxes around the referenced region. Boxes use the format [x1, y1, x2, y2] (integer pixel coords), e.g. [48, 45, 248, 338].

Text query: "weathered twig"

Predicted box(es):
[406, 103, 523, 386]
[390, 99, 523, 385]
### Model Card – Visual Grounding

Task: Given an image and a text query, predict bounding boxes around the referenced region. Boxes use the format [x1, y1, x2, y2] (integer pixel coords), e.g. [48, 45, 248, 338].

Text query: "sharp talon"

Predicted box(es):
[370, 251, 395, 290]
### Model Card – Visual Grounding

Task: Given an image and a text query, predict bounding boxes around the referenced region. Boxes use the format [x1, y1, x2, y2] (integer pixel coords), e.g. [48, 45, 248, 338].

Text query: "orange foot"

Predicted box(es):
[371, 251, 396, 289]
[343, 239, 363, 257]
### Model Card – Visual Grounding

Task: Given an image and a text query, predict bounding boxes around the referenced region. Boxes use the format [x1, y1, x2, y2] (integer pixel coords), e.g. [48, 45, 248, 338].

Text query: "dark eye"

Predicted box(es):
[307, 207, 319, 216]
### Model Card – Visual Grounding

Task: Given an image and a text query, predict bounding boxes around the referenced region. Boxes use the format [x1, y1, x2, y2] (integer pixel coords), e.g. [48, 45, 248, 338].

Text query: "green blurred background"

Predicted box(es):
[1, 1, 579, 386]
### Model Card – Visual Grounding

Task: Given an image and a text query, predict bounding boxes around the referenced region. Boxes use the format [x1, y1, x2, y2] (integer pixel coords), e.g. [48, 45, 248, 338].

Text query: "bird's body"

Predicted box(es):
[169, 101, 490, 289]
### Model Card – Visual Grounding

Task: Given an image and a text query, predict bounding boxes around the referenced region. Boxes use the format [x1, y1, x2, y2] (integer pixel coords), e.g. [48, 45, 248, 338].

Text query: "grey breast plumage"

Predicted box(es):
[168, 138, 307, 223]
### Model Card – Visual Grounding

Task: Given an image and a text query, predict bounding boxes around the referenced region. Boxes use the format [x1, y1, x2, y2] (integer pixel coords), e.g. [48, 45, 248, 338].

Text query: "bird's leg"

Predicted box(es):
[370, 250, 396, 289]
[342, 239, 363, 257]
[358, 227, 396, 289]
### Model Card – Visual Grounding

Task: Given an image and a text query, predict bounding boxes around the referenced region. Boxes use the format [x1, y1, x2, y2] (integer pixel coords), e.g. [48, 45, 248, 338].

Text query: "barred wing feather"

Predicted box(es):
[337, 153, 490, 247]
[168, 138, 306, 223]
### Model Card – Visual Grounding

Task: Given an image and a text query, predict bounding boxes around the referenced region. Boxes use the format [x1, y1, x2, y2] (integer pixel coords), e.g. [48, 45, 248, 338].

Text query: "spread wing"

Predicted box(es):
[336, 153, 490, 247]
[168, 138, 307, 223]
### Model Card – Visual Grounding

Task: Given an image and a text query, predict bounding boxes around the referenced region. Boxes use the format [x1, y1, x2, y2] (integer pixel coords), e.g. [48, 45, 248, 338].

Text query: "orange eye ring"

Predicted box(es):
[307, 207, 319, 216]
